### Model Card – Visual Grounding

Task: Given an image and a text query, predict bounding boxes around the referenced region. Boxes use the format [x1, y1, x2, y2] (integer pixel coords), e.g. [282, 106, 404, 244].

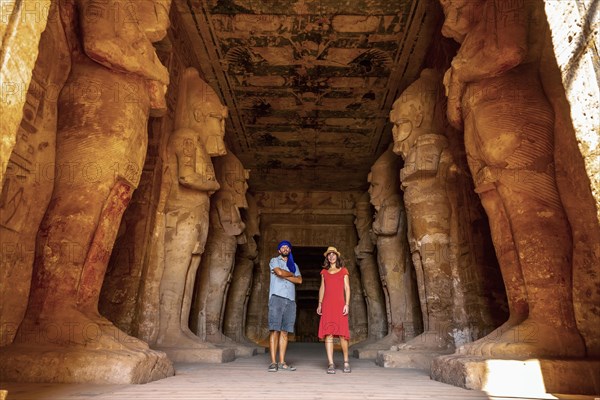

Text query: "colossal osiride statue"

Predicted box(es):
[364, 147, 422, 353]
[0, 0, 70, 347]
[154, 67, 234, 363]
[223, 193, 262, 348]
[0, 0, 175, 383]
[350, 193, 388, 354]
[191, 152, 256, 357]
[390, 69, 455, 352]
[441, 0, 585, 358]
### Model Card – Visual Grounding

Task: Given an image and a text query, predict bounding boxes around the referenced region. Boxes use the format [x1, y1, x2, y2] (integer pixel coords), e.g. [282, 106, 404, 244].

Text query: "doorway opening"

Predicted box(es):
[291, 246, 327, 342]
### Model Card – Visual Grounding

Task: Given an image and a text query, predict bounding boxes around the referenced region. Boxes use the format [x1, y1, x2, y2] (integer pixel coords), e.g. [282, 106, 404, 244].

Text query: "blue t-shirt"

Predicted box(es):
[269, 256, 301, 301]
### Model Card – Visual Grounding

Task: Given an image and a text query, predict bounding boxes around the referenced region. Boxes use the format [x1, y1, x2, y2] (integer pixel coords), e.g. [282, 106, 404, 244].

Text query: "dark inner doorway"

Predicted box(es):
[292, 246, 327, 342]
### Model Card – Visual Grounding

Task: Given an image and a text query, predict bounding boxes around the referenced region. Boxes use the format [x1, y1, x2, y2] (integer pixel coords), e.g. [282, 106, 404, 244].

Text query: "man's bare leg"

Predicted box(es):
[269, 330, 280, 364]
[278, 331, 289, 364]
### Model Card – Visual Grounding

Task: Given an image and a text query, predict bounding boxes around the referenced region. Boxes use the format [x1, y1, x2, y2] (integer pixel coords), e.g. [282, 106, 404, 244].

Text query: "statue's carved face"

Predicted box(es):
[390, 97, 421, 158]
[192, 101, 228, 157]
[439, 0, 482, 43]
[368, 172, 385, 209]
[354, 204, 372, 232]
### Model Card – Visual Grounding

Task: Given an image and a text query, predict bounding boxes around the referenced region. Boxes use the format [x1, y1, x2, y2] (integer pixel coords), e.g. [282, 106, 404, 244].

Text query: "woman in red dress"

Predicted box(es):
[317, 246, 351, 374]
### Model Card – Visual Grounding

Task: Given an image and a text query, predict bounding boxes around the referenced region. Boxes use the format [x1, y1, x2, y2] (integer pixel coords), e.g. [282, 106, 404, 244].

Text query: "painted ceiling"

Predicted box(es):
[174, 0, 439, 190]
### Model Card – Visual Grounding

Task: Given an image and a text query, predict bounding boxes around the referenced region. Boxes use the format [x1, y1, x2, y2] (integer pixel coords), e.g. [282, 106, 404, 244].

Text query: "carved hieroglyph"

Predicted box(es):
[352, 193, 387, 343]
[155, 67, 226, 351]
[0, 0, 70, 347]
[191, 152, 254, 356]
[223, 192, 260, 346]
[0, 0, 52, 186]
[441, 0, 585, 357]
[390, 69, 455, 351]
[0, 0, 174, 384]
[368, 147, 422, 348]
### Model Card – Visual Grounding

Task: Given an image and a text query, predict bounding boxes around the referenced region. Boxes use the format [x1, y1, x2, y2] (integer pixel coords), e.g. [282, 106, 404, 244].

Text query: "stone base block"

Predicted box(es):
[431, 354, 600, 396]
[226, 345, 257, 358]
[354, 348, 383, 359]
[376, 349, 453, 370]
[157, 346, 236, 363]
[0, 345, 174, 384]
[353, 343, 394, 359]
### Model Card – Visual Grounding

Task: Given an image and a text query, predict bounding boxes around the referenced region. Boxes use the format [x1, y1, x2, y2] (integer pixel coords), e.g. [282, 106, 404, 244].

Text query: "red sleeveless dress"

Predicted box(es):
[318, 267, 350, 340]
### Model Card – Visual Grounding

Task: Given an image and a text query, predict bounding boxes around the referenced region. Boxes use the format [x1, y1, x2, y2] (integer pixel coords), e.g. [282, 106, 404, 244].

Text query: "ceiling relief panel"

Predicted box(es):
[177, 0, 438, 190]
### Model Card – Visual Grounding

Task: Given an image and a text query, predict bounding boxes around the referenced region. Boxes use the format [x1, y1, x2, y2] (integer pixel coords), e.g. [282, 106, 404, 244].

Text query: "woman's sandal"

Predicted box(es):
[278, 362, 296, 371]
[327, 363, 336, 374]
[343, 362, 351, 373]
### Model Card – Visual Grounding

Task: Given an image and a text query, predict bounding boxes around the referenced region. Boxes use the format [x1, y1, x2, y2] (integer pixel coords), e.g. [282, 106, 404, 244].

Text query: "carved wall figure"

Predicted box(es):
[441, 0, 585, 357]
[1, 0, 175, 383]
[0, 0, 70, 347]
[0, 0, 52, 185]
[390, 69, 455, 351]
[223, 192, 261, 346]
[352, 193, 387, 345]
[367, 147, 421, 349]
[155, 67, 226, 354]
[191, 152, 255, 356]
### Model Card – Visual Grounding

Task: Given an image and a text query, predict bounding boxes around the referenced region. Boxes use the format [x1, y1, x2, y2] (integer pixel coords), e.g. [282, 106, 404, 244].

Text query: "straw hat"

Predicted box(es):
[323, 246, 341, 257]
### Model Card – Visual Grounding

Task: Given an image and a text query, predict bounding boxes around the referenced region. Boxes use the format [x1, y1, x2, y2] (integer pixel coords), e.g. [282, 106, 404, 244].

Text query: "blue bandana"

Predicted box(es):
[277, 240, 296, 274]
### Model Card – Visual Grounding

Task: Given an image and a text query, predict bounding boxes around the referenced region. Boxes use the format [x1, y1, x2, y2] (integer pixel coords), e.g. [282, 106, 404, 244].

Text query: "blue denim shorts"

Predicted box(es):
[268, 295, 296, 333]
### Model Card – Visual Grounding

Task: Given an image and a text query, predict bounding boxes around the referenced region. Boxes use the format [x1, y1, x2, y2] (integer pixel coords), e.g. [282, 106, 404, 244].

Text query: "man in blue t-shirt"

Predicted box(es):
[268, 240, 302, 372]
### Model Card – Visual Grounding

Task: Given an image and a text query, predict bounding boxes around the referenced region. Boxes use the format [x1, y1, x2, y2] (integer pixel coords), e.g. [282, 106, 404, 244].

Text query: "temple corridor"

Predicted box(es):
[1, 0, 599, 397]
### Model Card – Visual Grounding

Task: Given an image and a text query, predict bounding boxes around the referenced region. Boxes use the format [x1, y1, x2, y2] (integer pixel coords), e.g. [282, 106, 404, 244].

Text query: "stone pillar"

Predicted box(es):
[190, 152, 256, 357]
[441, 0, 583, 360]
[361, 147, 421, 356]
[223, 192, 262, 348]
[432, 0, 598, 395]
[350, 193, 387, 354]
[152, 67, 233, 363]
[375, 69, 457, 369]
[0, 0, 175, 384]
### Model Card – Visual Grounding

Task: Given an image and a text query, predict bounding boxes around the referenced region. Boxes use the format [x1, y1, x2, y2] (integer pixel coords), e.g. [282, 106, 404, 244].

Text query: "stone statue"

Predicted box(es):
[191, 152, 255, 356]
[390, 69, 455, 351]
[223, 192, 261, 346]
[4, 0, 174, 383]
[441, 0, 585, 357]
[0, 0, 70, 347]
[156, 67, 226, 352]
[352, 193, 387, 345]
[367, 147, 421, 348]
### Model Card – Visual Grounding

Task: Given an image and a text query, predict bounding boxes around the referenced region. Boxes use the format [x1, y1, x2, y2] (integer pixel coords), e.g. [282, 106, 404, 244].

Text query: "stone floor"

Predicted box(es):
[0, 343, 596, 400]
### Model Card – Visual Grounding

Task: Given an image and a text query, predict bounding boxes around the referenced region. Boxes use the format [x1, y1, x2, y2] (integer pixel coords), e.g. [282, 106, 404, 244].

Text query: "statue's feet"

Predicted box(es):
[394, 331, 453, 351]
[223, 333, 259, 348]
[156, 330, 217, 349]
[17, 307, 149, 352]
[206, 331, 238, 345]
[361, 332, 403, 350]
[456, 317, 522, 356]
[459, 319, 585, 359]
